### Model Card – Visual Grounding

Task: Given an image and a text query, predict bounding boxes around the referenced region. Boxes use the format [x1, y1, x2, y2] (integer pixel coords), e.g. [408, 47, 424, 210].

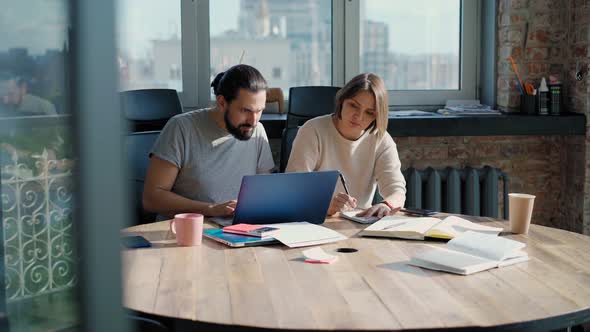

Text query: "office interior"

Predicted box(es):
[0, 0, 589, 331]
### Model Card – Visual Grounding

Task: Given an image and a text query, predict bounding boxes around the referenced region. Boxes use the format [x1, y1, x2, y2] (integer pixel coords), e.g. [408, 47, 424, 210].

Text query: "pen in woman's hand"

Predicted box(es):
[339, 173, 351, 195]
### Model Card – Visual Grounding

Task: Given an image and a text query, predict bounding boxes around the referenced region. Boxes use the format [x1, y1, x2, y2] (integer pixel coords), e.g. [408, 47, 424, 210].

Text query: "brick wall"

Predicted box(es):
[568, 0, 590, 234]
[497, 0, 569, 111]
[497, 0, 590, 234]
[395, 135, 584, 232]
[271, 135, 579, 231]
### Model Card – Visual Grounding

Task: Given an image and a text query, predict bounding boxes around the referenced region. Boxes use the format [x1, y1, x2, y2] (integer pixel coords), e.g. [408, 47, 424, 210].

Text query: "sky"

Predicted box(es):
[0, 0, 459, 57]
[0, 0, 69, 55]
[364, 0, 460, 55]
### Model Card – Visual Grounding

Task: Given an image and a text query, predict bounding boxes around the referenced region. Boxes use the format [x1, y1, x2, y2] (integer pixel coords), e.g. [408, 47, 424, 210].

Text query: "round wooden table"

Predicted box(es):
[121, 216, 590, 331]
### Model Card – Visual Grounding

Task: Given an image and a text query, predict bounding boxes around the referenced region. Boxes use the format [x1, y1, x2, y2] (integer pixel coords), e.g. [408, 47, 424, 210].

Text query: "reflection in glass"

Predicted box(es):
[360, 0, 460, 90]
[116, 0, 182, 91]
[0, 77, 57, 116]
[210, 0, 332, 97]
[0, 0, 79, 330]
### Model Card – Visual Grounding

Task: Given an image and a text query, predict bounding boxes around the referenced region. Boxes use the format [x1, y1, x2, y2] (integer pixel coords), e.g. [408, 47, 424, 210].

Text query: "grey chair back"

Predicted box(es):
[126, 131, 160, 225]
[121, 89, 181, 224]
[121, 89, 182, 132]
[286, 86, 340, 128]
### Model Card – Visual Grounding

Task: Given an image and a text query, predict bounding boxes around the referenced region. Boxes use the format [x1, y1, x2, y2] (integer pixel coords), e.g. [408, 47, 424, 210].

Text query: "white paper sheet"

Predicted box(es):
[269, 222, 347, 248]
[302, 247, 338, 261]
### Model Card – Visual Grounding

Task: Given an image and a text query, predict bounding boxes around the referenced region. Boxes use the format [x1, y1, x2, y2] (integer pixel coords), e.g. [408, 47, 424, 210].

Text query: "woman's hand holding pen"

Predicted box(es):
[327, 192, 357, 216]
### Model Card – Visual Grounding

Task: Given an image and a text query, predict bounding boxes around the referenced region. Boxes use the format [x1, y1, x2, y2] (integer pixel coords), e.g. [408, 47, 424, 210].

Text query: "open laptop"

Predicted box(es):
[210, 170, 339, 227]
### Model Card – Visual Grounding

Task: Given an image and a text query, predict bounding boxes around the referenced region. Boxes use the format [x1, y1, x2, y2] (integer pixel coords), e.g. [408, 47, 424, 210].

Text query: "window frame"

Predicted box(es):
[181, 0, 480, 109]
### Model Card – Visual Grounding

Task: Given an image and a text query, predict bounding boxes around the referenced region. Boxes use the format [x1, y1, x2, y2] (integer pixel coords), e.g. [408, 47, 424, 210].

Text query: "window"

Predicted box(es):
[344, 0, 478, 106]
[116, 0, 183, 92]
[209, 0, 332, 98]
[158, 0, 478, 108]
[0, 0, 80, 329]
[360, 0, 460, 90]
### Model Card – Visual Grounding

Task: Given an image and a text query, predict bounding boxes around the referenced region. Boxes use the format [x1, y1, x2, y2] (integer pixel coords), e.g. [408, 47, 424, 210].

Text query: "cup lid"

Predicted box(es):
[508, 193, 536, 199]
[174, 213, 203, 219]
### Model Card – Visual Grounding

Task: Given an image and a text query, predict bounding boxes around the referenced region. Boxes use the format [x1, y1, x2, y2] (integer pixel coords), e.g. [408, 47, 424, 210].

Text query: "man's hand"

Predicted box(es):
[327, 192, 357, 216]
[205, 200, 237, 217]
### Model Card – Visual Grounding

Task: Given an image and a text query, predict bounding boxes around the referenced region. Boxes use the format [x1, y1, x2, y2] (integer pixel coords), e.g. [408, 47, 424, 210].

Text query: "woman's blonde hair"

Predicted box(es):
[334, 73, 388, 138]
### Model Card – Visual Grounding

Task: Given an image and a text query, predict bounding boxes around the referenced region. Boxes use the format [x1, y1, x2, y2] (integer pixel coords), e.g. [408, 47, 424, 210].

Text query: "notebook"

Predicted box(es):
[359, 215, 502, 240]
[203, 229, 279, 247]
[222, 224, 279, 238]
[408, 231, 529, 275]
[210, 171, 339, 227]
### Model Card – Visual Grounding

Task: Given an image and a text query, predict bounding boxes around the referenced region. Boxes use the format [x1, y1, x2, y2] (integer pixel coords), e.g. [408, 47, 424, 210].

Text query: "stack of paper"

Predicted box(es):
[388, 110, 437, 117]
[302, 247, 338, 264]
[270, 222, 347, 248]
[437, 99, 502, 115]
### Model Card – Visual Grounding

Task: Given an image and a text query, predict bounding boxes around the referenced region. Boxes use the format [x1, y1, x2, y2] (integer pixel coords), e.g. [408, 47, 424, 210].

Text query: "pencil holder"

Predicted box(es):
[520, 94, 537, 115]
[548, 83, 562, 115]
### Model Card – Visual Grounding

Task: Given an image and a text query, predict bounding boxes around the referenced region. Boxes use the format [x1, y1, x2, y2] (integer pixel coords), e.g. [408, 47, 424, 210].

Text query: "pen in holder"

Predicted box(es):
[520, 94, 537, 115]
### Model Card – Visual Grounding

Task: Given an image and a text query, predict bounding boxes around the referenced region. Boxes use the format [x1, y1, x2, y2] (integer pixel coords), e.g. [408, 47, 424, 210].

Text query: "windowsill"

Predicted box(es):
[0, 114, 72, 130]
[260, 112, 586, 138]
[2, 112, 583, 138]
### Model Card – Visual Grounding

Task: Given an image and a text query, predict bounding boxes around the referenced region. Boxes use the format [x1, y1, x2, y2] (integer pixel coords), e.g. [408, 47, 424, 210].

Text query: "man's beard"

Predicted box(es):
[224, 110, 255, 141]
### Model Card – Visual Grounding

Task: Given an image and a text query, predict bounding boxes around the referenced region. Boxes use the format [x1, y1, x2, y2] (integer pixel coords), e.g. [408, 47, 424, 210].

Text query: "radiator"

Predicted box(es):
[402, 166, 509, 218]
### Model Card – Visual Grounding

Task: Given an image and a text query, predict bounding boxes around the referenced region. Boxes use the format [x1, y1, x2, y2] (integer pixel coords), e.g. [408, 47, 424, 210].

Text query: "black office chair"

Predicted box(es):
[121, 89, 183, 132]
[122, 89, 181, 224]
[285, 86, 341, 128]
[279, 86, 340, 172]
[127, 313, 170, 332]
[126, 131, 160, 225]
[61, 314, 171, 332]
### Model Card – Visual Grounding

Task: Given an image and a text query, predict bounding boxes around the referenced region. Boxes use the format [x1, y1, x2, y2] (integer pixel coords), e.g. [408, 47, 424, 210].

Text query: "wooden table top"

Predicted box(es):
[121, 215, 590, 331]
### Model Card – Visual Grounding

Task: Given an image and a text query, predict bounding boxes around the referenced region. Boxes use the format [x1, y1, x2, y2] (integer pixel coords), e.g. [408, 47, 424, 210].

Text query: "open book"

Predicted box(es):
[408, 231, 529, 275]
[359, 215, 502, 240]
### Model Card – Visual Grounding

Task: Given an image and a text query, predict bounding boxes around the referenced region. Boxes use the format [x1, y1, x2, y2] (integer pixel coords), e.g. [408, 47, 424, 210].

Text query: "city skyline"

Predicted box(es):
[0, 0, 460, 58]
[0, 0, 460, 92]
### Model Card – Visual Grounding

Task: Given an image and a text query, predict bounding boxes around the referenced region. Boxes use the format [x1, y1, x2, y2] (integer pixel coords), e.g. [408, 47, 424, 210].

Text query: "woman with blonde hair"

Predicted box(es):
[286, 73, 406, 217]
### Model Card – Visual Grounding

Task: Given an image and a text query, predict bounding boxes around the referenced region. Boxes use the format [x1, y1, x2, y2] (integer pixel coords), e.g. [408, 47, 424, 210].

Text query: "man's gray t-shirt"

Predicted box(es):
[150, 108, 275, 207]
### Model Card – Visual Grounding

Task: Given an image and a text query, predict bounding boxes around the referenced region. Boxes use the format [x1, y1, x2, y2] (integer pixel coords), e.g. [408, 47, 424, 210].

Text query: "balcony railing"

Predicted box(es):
[2, 148, 76, 301]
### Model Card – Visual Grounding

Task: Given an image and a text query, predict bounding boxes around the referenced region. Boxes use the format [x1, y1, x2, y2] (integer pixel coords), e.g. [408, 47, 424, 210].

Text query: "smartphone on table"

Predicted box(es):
[400, 207, 437, 217]
[121, 235, 152, 249]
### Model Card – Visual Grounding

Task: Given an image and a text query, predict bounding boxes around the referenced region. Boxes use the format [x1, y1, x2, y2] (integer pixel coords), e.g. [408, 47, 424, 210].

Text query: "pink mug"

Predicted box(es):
[170, 213, 204, 246]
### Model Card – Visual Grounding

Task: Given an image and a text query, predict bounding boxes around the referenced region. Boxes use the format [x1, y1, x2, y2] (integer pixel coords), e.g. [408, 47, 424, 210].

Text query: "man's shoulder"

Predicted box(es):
[172, 108, 211, 121]
[167, 108, 212, 128]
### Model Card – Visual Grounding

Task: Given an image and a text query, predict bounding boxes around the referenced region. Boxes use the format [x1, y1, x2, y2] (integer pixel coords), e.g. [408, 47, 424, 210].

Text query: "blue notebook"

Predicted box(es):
[203, 229, 279, 247]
